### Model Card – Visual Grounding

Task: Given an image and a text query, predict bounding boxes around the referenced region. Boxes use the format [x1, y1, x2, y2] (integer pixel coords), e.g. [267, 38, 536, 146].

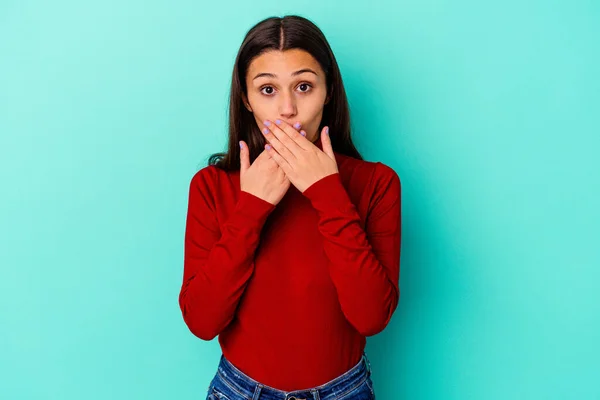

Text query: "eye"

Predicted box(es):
[259, 83, 313, 96]
[298, 83, 312, 92]
[261, 86, 275, 95]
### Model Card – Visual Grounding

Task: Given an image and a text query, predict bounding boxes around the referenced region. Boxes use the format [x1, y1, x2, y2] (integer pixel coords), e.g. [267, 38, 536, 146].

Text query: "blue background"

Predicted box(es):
[1, 1, 598, 399]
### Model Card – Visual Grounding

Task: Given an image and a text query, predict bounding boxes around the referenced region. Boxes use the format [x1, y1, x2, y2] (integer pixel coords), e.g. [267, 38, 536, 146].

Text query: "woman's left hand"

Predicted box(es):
[261, 119, 339, 193]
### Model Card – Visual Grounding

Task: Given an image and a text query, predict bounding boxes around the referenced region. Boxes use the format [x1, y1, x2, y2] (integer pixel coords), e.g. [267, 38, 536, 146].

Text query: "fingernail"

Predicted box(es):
[293, 122, 301, 129]
[262, 127, 269, 134]
[239, 141, 243, 148]
[266, 144, 272, 150]
[325, 126, 329, 135]
[275, 119, 282, 125]
[263, 120, 271, 126]
[300, 130, 306, 136]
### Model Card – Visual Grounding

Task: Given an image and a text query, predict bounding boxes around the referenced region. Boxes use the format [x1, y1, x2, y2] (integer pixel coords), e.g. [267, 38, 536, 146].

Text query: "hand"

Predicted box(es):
[239, 141, 291, 205]
[261, 119, 339, 193]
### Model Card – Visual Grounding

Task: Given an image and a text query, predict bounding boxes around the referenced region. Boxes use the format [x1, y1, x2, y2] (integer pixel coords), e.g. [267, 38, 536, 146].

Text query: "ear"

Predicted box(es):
[241, 92, 252, 112]
[324, 89, 331, 105]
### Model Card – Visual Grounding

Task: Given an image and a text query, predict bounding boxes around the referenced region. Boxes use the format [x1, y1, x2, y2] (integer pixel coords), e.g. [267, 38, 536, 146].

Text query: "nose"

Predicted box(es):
[278, 90, 297, 119]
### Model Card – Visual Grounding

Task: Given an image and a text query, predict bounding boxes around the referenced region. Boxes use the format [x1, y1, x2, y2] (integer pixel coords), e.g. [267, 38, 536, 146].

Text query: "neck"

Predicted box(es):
[312, 134, 323, 150]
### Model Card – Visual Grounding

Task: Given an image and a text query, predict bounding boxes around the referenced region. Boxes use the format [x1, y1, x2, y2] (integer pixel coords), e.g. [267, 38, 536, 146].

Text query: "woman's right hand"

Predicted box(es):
[239, 141, 291, 205]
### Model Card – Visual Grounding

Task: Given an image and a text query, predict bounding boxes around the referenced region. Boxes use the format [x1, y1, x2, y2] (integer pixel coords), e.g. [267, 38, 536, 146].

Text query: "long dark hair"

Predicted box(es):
[207, 15, 363, 170]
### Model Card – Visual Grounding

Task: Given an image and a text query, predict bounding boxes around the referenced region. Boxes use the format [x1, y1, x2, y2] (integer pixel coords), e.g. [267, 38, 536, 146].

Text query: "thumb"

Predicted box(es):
[321, 126, 336, 161]
[239, 141, 250, 174]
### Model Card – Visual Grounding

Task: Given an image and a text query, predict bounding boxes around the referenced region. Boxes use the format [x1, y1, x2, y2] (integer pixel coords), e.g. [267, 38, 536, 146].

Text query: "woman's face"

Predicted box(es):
[243, 49, 329, 144]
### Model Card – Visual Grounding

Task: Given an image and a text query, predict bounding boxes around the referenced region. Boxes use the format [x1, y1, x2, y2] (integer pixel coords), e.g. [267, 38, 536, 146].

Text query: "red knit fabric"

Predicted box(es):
[179, 144, 401, 391]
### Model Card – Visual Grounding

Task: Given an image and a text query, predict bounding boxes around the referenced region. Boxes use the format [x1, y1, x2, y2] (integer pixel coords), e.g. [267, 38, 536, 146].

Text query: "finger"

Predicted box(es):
[274, 119, 311, 149]
[252, 147, 271, 163]
[265, 144, 292, 174]
[320, 126, 336, 161]
[239, 141, 250, 174]
[261, 123, 296, 161]
[265, 120, 306, 153]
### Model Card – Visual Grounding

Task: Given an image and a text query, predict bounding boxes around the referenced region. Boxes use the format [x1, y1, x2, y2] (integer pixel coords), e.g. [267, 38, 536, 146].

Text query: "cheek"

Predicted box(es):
[302, 92, 327, 114]
[247, 95, 276, 119]
[247, 91, 265, 109]
[302, 103, 325, 126]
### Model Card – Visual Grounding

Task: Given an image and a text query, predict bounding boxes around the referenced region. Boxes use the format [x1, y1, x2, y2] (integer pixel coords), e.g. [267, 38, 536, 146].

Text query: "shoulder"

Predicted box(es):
[187, 165, 229, 207]
[359, 161, 401, 219]
[336, 153, 401, 192]
[190, 164, 231, 188]
[372, 161, 401, 191]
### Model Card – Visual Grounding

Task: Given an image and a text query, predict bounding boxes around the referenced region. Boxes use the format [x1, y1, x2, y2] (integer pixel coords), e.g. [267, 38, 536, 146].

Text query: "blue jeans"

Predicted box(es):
[206, 352, 375, 400]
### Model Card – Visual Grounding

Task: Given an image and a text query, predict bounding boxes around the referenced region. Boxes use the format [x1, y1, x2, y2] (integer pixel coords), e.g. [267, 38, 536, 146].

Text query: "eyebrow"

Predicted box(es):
[252, 68, 318, 81]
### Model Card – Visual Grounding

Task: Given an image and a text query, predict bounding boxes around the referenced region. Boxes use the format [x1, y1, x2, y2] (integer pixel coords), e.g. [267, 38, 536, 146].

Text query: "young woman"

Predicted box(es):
[179, 15, 401, 400]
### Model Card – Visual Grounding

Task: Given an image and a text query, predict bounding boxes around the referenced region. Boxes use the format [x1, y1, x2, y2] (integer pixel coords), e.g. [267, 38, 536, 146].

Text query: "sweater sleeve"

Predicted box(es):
[301, 163, 401, 336]
[179, 167, 275, 341]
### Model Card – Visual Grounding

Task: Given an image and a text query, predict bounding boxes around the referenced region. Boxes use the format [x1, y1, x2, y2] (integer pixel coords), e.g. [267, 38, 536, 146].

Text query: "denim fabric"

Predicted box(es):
[205, 352, 375, 400]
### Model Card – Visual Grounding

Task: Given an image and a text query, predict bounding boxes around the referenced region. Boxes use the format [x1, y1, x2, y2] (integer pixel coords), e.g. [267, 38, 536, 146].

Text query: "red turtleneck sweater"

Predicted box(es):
[179, 141, 401, 391]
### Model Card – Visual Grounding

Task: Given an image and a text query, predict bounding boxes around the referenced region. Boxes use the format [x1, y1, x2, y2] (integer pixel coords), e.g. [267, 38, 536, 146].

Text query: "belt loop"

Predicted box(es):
[364, 352, 372, 376]
[252, 383, 263, 400]
[311, 388, 320, 400]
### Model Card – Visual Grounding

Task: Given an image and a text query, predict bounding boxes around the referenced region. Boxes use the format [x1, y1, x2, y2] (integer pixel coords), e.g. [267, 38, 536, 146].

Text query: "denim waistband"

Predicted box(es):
[212, 351, 372, 400]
